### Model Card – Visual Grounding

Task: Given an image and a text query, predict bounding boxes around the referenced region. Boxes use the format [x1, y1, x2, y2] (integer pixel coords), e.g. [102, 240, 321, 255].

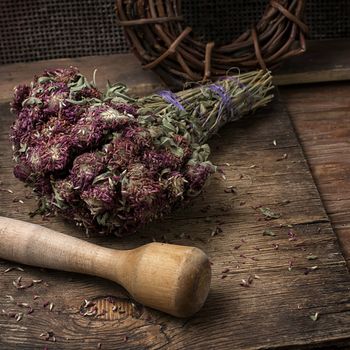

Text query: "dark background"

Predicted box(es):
[0, 0, 349, 65]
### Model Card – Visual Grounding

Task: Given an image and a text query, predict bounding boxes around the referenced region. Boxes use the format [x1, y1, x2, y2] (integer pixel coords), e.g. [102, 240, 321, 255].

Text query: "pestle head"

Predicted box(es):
[122, 242, 211, 317]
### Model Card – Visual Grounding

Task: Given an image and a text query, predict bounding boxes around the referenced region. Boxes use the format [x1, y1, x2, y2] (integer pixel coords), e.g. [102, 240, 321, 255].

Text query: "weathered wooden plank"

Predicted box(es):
[274, 39, 350, 86]
[1, 39, 350, 104]
[281, 82, 350, 263]
[0, 54, 164, 103]
[1, 93, 350, 349]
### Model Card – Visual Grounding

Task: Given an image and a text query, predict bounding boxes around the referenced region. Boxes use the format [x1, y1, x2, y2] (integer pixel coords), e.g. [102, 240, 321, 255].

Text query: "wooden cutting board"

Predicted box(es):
[0, 67, 350, 349]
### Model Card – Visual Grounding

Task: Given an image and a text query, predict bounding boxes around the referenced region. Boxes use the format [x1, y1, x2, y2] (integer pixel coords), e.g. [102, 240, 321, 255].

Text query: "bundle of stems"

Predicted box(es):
[10, 68, 274, 236]
[138, 70, 273, 142]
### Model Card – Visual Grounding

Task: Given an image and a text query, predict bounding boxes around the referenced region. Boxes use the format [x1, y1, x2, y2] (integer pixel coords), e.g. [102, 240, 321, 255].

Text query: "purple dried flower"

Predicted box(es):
[33, 176, 53, 196]
[10, 68, 273, 236]
[13, 159, 32, 182]
[28, 136, 72, 173]
[75, 86, 102, 100]
[143, 149, 182, 171]
[40, 67, 80, 84]
[165, 172, 186, 199]
[81, 180, 116, 215]
[107, 138, 139, 172]
[71, 152, 107, 190]
[109, 102, 138, 116]
[61, 103, 84, 123]
[123, 126, 151, 149]
[11, 85, 31, 113]
[185, 163, 214, 195]
[53, 178, 76, 203]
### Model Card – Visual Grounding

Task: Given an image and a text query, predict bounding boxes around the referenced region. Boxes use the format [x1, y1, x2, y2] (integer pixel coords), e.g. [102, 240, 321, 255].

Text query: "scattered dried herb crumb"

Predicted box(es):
[15, 313, 23, 322]
[211, 226, 223, 237]
[33, 279, 43, 284]
[288, 260, 294, 271]
[240, 275, 254, 287]
[17, 302, 30, 308]
[83, 299, 95, 308]
[276, 153, 288, 161]
[304, 266, 318, 275]
[288, 230, 297, 241]
[310, 312, 319, 321]
[263, 228, 276, 237]
[40, 330, 55, 342]
[240, 279, 249, 287]
[6, 295, 15, 303]
[260, 207, 281, 220]
[200, 205, 211, 213]
[307, 255, 318, 260]
[224, 186, 236, 194]
[272, 243, 279, 250]
[4, 266, 24, 273]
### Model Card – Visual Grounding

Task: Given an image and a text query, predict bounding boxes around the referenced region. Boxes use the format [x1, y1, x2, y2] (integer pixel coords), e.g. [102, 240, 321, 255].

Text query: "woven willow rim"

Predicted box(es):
[116, 0, 308, 87]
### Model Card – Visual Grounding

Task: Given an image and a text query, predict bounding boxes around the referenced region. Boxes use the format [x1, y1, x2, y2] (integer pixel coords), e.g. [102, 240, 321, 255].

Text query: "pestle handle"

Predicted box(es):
[0, 216, 211, 317]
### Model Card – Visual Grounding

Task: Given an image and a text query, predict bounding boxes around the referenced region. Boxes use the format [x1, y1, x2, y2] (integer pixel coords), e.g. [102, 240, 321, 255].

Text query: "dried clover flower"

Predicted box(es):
[11, 68, 273, 236]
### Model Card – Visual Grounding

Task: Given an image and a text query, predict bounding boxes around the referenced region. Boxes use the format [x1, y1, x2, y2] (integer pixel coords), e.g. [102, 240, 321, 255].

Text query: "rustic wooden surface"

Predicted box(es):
[280, 82, 350, 264]
[1, 71, 350, 348]
[274, 39, 350, 86]
[1, 40, 349, 103]
[1, 55, 350, 349]
[0, 54, 163, 103]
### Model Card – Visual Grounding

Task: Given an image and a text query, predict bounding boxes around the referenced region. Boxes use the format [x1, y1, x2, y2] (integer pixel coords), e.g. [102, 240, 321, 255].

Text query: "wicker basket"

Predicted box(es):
[116, 0, 308, 87]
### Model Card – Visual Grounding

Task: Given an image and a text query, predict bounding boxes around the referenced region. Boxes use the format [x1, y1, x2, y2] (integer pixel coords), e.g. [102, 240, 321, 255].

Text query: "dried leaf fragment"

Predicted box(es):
[310, 312, 319, 321]
[260, 207, 281, 220]
[263, 228, 276, 236]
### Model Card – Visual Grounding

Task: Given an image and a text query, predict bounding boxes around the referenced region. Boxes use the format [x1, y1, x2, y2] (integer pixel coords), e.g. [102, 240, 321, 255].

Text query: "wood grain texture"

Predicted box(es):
[0, 218, 212, 318]
[1, 39, 350, 104]
[0, 54, 164, 103]
[281, 82, 350, 263]
[1, 95, 350, 349]
[274, 39, 350, 86]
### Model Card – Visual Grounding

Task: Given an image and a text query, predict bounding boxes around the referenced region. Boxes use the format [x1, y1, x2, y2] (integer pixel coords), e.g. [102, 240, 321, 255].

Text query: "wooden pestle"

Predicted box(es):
[0, 216, 211, 317]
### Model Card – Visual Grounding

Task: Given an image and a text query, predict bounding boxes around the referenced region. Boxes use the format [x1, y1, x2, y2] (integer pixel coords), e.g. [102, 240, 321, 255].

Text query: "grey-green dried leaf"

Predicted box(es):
[263, 229, 276, 237]
[37, 76, 53, 84]
[310, 312, 319, 321]
[22, 97, 42, 107]
[260, 207, 281, 219]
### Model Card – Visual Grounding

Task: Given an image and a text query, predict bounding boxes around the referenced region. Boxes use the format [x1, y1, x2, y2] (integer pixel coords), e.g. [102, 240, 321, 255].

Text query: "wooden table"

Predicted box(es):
[0, 50, 350, 349]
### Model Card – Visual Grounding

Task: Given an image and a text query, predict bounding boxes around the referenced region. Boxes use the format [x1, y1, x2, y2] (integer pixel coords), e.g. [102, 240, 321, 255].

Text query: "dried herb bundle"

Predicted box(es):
[11, 68, 273, 235]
